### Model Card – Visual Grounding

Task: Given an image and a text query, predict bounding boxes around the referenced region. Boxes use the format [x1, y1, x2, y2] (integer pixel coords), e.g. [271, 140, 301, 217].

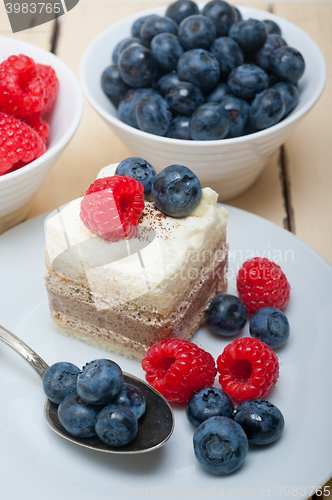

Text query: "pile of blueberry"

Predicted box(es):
[101, 0, 305, 140]
[43, 358, 146, 446]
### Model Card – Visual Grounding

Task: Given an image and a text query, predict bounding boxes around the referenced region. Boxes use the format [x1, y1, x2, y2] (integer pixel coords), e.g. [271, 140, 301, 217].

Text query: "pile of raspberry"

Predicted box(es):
[0, 54, 59, 176]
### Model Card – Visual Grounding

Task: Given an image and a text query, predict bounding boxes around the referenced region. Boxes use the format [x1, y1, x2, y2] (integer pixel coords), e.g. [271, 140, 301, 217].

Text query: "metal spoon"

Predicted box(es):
[0, 325, 174, 454]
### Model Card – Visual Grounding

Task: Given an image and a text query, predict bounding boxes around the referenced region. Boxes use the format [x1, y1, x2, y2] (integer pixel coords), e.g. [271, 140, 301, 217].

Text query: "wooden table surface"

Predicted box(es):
[1, 2, 331, 498]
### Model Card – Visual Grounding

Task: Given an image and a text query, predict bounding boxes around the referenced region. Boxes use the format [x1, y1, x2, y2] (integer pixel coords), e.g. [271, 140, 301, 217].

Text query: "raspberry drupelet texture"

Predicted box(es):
[80, 175, 145, 242]
[237, 257, 290, 315]
[0, 112, 46, 175]
[217, 337, 279, 402]
[24, 113, 50, 144]
[141, 339, 217, 404]
[36, 64, 59, 113]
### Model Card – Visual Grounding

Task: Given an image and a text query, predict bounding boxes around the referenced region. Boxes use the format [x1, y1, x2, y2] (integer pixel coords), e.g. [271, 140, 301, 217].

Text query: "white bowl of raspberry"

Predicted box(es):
[0, 37, 84, 235]
[80, 2, 326, 201]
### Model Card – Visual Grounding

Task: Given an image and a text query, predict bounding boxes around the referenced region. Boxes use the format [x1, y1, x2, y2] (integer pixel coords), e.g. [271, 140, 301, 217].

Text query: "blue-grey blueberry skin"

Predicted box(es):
[229, 18, 267, 54]
[190, 102, 231, 140]
[95, 404, 138, 446]
[166, 0, 200, 25]
[43, 362, 80, 405]
[156, 72, 181, 97]
[193, 416, 248, 474]
[186, 387, 234, 428]
[118, 88, 158, 128]
[151, 164, 202, 217]
[272, 82, 299, 117]
[234, 6, 242, 21]
[250, 88, 285, 130]
[202, 0, 237, 37]
[140, 15, 178, 43]
[58, 392, 100, 438]
[249, 306, 290, 348]
[255, 34, 287, 73]
[232, 399, 285, 445]
[111, 383, 146, 419]
[263, 19, 282, 36]
[205, 82, 232, 103]
[206, 294, 248, 336]
[150, 33, 184, 73]
[118, 45, 159, 88]
[178, 14, 216, 51]
[221, 95, 250, 138]
[131, 15, 155, 38]
[112, 37, 150, 65]
[210, 36, 244, 80]
[166, 115, 192, 140]
[77, 359, 123, 405]
[177, 49, 220, 92]
[165, 81, 204, 116]
[101, 65, 131, 107]
[136, 94, 172, 136]
[228, 63, 269, 99]
[115, 157, 157, 196]
[270, 46, 305, 84]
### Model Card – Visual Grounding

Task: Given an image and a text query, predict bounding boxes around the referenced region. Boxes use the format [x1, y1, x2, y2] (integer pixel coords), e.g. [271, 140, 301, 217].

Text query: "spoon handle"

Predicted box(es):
[0, 325, 49, 381]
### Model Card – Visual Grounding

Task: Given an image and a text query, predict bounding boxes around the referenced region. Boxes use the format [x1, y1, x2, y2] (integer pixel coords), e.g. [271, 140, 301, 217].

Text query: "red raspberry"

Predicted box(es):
[237, 257, 290, 315]
[0, 112, 46, 175]
[141, 339, 217, 404]
[80, 175, 145, 242]
[35, 64, 59, 113]
[217, 337, 279, 403]
[24, 114, 50, 144]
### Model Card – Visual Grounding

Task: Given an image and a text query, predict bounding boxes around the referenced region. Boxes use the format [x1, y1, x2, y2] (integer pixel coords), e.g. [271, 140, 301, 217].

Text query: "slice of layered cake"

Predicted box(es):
[44, 160, 228, 360]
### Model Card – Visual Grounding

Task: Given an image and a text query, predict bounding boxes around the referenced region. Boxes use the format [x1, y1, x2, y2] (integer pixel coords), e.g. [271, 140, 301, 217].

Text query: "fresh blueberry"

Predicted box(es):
[77, 359, 123, 405]
[58, 392, 100, 438]
[250, 88, 285, 129]
[272, 82, 299, 116]
[187, 387, 234, 428]
[166, 0, 200, 25]
[270, 46, 305, 84]
[112, 38, 129, 65]
[118, 45, 159, 88]
[210, 36, 244, 80]
[228, 63, 269, 99]
[111, 383, 146, 419]
[151, 164, 202, 217]
[190, 102, 231, 140]
[205, 82, 232, 103]
[165, 81, 204, 116]
[177, 49, 220, 92]
[234, 6, 242, 21]
[166, 115, 192, 140]
[140, 15, 178, 43]
[206, 294, 248, 336]
[101, 65, 130, 107]
[131, 15, 155, 38]
[193, 416, 248, 474]
[201, 0, 237, 37]
[156, 72, 181, 96]
[263, 19, 282, 36]
[115, 157, 157, 196]
[43, 362, 80, 405]
[118, 88, 158, 128]
[95, 404, 138, 446]
[220, 95, 250, 138]
[136, 93, 172, 136]
[249, 306, 290, 348]
[178, 14, 216, 51]
[150, 33, 184, 73]
[255, 34, 287, 73]
[229, 18, 267, 54]
[232, 399, 285, 445]
[112, 37, 148, 65]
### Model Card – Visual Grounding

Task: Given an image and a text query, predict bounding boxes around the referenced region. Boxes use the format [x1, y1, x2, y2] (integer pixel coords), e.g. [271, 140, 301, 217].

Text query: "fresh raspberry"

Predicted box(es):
[35, 64, 59, 113]
[141, 339, 217, 404]
[24, 114, 50, 144]
[237, 257, 290, 315]
[80, 175, 145, 242]
[216, 337, 279, 403]
[0, 112, 46, 175]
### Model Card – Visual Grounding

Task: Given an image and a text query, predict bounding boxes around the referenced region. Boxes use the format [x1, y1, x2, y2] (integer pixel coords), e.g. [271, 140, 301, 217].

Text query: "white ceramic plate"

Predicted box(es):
[1, 207, 332, 500]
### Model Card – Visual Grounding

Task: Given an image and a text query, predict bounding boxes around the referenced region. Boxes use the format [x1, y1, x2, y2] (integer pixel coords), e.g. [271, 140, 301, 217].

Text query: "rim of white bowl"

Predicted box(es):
[0, 37, 84, 184]
[80, 4, 327, 148]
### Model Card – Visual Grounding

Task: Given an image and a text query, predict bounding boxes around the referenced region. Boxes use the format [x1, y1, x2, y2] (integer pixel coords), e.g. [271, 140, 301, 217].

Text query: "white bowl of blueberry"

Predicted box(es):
[80, 0, 326, 200]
